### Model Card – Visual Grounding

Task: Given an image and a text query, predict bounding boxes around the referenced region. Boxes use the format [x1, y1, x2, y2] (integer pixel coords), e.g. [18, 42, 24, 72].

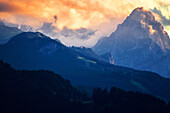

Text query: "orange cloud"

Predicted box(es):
[0, 0, 170, 38]
[152, 13, 162, 21]
[0, 0, 139, 29]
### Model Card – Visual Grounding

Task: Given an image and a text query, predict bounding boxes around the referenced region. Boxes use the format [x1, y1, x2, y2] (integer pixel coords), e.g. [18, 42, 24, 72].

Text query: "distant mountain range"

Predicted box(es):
[93, 7, 170, 78]
[2, 21, 95, 46]
[3, 21, 35, 32]
[1, 32, 170, 101]
[0, 21, 22, 44]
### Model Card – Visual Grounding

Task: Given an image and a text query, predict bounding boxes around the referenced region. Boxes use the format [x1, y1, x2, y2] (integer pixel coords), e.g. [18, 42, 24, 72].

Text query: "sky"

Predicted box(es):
[0, 0, 170, 47]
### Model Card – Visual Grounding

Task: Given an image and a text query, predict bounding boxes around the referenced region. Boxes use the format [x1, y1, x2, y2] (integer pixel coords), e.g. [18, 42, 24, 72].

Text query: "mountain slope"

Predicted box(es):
[71, 46, 107, 63]
[1, 32, 170, 101]
[93, 7, 170, 78]
[0, 21, 22, 44]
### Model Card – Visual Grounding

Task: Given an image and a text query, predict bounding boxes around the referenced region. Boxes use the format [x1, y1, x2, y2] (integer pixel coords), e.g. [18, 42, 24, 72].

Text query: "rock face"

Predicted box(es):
[93, 7, 170, 78]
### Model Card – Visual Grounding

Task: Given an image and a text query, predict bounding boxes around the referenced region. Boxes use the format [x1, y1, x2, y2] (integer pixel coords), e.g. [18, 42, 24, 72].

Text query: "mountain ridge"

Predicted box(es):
[1, 32, 170, 101]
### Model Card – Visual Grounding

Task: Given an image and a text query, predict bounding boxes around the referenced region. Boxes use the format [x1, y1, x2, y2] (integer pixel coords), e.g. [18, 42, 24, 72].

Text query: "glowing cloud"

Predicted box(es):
[0, 0, 162, 29]
[0, 0, 169, 47]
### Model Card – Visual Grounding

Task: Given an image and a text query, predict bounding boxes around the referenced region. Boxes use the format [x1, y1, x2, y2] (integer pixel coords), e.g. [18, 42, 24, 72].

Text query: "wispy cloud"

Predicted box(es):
[151, 7, 170, 26]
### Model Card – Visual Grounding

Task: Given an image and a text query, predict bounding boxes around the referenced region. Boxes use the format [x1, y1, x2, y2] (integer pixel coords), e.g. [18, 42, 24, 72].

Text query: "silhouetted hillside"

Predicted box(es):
[0, 61, 83, 113]
[92, 87, 170, 113]
[0, 61, 170, 113]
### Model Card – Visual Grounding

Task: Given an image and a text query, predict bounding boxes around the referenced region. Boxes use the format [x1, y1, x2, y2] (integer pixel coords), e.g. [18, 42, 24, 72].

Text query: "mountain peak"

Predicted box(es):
[128, 7, 155, 24]
[133, 7, 149, 12]
[116, 7, 170, 50]
[93, 7, 170, 78]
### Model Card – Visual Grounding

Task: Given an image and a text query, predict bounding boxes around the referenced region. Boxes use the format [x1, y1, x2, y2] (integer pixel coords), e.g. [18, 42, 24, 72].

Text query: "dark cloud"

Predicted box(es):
[151, 7, 170, 26]
[54, 15, 57, 23]
[0, 2, 19, 12]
